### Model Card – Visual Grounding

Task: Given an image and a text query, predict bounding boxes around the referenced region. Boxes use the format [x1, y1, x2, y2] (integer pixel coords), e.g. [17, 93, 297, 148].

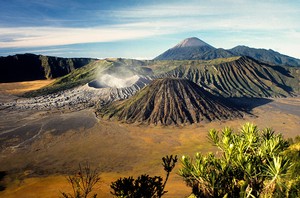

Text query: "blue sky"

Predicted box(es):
[0, 0, 299, 59]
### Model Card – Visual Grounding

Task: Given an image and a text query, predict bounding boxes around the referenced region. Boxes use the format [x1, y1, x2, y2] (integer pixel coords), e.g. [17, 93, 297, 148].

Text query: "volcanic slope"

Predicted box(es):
[154, 56, 300, 97]
[154, 37, 233, 60]
[98, 78, 243, 125]
[25, 56, 300, 99]
[23, 58, 153, 97]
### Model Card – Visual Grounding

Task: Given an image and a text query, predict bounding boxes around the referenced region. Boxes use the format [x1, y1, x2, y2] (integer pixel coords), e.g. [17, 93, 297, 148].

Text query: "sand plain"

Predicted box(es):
[0, 80, 299, 198]
[0, 80, 55, 96]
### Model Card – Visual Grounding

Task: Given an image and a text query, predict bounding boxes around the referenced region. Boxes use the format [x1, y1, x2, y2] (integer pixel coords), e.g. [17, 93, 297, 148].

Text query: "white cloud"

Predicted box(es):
[0, 1, 299, 58]
[2, 15, 298, 49]
[0, 23, 170, 48]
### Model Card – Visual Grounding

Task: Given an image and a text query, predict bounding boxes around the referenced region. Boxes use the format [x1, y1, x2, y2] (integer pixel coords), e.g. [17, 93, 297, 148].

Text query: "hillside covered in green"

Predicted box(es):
[24, 56, 300, 98]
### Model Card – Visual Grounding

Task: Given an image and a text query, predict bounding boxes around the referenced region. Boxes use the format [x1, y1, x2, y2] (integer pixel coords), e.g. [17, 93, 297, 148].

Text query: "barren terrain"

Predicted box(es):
[0, 80, 55, 95]
[0, 80, 299, 198]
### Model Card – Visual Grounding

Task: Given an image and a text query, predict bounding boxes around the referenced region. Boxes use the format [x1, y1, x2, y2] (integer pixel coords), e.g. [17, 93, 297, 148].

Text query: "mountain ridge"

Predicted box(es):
[154, 37, 300, 67]
[24, 56, 300, 98]
[0, 53, 96, 83]
[229, 45, 300, 67]
[154, 56, 299, 97]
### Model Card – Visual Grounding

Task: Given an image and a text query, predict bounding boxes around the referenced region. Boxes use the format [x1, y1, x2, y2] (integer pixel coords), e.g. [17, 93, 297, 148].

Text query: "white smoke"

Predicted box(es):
[99, 74, 139, 88]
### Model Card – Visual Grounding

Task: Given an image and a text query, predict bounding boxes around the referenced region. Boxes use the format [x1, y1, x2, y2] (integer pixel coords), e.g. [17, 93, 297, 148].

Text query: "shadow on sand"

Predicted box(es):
[227, 97, 273, 112]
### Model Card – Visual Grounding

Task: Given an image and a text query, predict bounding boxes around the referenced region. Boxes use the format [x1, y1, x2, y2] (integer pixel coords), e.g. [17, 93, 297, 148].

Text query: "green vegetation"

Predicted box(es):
[110, 155, 177, 198]
[283, 136, 300, 197]
[26, 57, 241, 97]
[60, 163, 100, 198]
[147, 57, 240, 75]
[179, 123, 299, 197]
[23, 60, 112, 97]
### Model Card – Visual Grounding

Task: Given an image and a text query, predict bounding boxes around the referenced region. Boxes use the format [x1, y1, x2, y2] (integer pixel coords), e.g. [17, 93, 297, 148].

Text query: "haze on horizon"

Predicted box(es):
[0, 0, 299, 59]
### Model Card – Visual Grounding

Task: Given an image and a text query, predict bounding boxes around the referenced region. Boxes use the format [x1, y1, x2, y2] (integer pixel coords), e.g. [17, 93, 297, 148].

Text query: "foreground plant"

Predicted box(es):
[179, 123, 295, 198]
[110, 155, 178, 198]
[61, 162, 100, 198]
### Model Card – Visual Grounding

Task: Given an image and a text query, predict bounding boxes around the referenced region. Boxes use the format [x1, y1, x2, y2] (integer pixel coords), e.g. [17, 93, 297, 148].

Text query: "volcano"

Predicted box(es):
[97, 78, 243, 125]
[154, 37, 233, 60]
[173, 37, 213, 48]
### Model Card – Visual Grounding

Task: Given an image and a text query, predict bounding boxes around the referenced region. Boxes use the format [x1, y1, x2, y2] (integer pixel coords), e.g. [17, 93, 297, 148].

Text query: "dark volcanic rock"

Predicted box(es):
[0, 53, 95, 82]
[98, 78, 243, 125]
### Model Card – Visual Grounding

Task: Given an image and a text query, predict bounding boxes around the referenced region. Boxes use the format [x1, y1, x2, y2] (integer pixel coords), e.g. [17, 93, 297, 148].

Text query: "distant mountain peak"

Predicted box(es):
[174, 37, 214, 48]
[154, 37, 300, 66]
[154, 37, 218, 60]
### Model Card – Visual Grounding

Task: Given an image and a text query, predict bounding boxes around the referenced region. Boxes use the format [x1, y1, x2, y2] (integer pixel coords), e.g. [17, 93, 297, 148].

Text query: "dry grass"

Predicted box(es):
[0, 80, 55, 95]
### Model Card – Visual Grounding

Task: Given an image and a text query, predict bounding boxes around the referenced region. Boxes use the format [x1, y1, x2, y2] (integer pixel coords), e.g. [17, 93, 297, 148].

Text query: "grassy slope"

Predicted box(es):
[146, 56, 240, 75]
[22, 60, 113, 97]
[151, 57, 300, 97]
[22, 56, 299, 98]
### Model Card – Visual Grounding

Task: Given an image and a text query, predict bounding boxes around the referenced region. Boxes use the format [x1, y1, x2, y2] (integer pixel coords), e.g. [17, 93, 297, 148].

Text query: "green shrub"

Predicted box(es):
[179, 123, 295, 198]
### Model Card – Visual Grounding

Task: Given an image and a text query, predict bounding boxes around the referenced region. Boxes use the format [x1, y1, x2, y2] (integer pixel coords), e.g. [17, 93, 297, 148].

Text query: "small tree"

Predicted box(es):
[61, 162, 100, 198]
[110, 155, 178, 198]
[179, 123, 292, 198]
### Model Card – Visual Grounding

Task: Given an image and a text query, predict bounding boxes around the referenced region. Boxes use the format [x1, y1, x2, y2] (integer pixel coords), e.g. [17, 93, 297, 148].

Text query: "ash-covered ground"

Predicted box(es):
[0, 80, 299, 198]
